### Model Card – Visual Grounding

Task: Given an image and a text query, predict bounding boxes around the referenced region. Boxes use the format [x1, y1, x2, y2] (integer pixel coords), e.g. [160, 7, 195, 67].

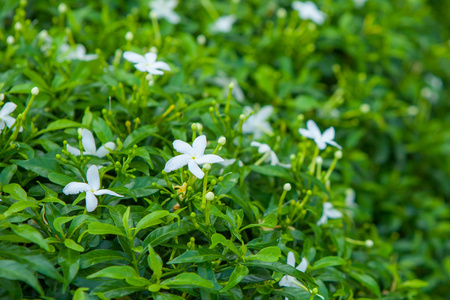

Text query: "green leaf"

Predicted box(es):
[88, 222, 126, 236]
[0, 260, 44, 295]
[220, 265, 249, 292]
[240, 213, 277, 231]
[148, 245, 163, 280]
[154, 293, 185, 300]
[92, 280, 142, 298]
[0, 164, 17, 186]
[143, 220, 195, 247]
[134, 210, 170, 235]
[22, 68, 49, 89]
[36, 119, 84, 135]
[53, 216, 76, 236]
[123, 125, 158, 149]
[11, 224, 55, 252]
[12, 157, 62, 178]
[8, 83, 35, 93]
[48, 172, 76, 186]
[92, 117, 113, 143]
[58, 249, 80, 291]
[73, 287, 89, 300]
[87, 266, 139, 280]
[250, 165, 292, 179]
[399, 279, 428, 289]
[273, 287, 312, 300]
[311, 256, 346, 270]
[210, 233, 240, 256]
[64, 238, 85, 252]
[349, 271, 381, 297]
[168, 248, 225, 264]
[247, 246, 281, 262]
[4, 200, 38, 217]
[161, 273, 214, 289]
[2, 183, 28, 201]
[80, 249, 129, 269]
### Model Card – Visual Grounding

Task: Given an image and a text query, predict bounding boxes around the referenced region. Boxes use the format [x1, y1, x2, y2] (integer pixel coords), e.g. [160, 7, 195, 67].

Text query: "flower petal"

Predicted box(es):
[144, 52, 157, 64]
[0, 102, 17, 117]
[188, 160, 204, 179]
[153, 61, 171, 71]
[86, 165, 100, 191]
[195, 154, 224, 165]
[192, 135, 207, 157]
[85, 191, 98, 212]
[164, 154, 191, 173]
[250, 141, 263, 148]
[316, 213, 328, 226]
[147, 67, 164, 75]
[322, 126, 335, 141]
[269, 151, 280, 166]
[314, 137, 327, 150]
[326, 208, 343, 219]
[173, 140, 193, 155]
[287, 251, 296, 267]
[299, 128, 314, 139]
[0, 120, 6, 130]
[2, 115, 16, 128]
[94, 189, 124, 197]
[96, 142, 115, 158]
[123, 51, 145, 64]
[306, 120, 322, 138]
[297, 258, 308, 273]
[165, 11, 180, 24]
[134, 63, 148, 72]
[255, 105, 273, 121]
[63, 182, 91, 195]
[66, 144, 81, 156]
[326, 140, 342, 149]
[82, 129, 97, 155]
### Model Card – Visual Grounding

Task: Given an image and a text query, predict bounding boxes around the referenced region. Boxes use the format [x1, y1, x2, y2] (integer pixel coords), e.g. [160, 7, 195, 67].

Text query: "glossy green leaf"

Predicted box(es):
[168, 248, 225, 264]
[87, 266, 139, 280]
[0, 260, 44, 295]
[64, 238, 85, 252]
[220, 265, 249, 292]
[11, 224, 55, 252]
[247, 246, 281, 262]
[349, 271, 381, 297]
[88, 222, 126, 236]
[134, 210, 170, 234]
[80, 249, 129, 268]
[161, 273, 214, 289]
[311, 256, 346, 270]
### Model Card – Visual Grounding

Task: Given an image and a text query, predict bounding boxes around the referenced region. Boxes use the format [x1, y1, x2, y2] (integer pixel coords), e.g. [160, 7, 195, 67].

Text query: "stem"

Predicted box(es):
[277, 189, 288, 217]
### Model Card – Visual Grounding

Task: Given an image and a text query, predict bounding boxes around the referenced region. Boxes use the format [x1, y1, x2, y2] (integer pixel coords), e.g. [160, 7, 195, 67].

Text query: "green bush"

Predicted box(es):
[0, 0, 448, 299]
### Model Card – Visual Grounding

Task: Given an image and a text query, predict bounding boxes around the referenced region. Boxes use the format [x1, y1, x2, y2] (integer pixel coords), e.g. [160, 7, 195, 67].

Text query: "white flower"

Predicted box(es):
[242, 105, 274, 139]
[59, 44, 98, 61]
[66, 129, 115, 158]
[211, 15, 236, 33]
[317, 202, 342, 226]
[354, 0, 368, 8]
[164, 135, 224, 179]
[251, 141, 291, 168]
[292, 1, 327, 25]
[149, 0, 180, 24]
[299, 120, 341, 150]
[279, 252, 309, 294]
[0, 102, 22, 133]
[63, 165, 123, 212]
[123, 51, 171, 75]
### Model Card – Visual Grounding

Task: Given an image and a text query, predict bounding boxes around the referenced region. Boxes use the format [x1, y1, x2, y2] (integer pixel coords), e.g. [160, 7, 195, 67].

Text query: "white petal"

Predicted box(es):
[299, 128, 315, 139]
[326, 208, 343, 219]
[164, 154, 191, 173]
[192, 135, 207, 157]
[316, 213, 328, 226]
[287, 251, 296, 267]
[134, 63, 148, 72]
[314, 137, 327, 150]
[297, 258, 308, 273]
[81, 54, 98, 61]
[279, 275, 294, 288]
[195, 154, 224, 165]
[0, 120, 5, 130]
[66, 144, 81, 156]
[144, 52, 157, 64]
[94, 189, 123, 197]
[153, 61, 171, 71]
[147, 67, 164, 75]
[250, 141, 262, 148]
[322, 126, 335, 141]
[188, 160, 204, 179]
[63, 182, 90, 195]
[326, 140, 342, 149]
[85, 191, 98, 212]
[96, 142, 115, 158]
[0, 102, 17, 116]
[173, 140, 193, 155]
[255, 105, 273, 121]
[82, 129, 97, 155]
[123, 51, 145, 64]
[269, 151, 280, 166]
[86, 165, 100, 191]
[306, 120, 322, 138]
[3, 115, 16, 128]
[165, 11, 180, 24]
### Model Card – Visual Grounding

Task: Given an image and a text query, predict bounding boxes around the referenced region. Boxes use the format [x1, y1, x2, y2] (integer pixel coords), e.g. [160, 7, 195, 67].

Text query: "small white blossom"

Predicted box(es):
[251, 141, 291, 168]
[58, 3, 68, 13]
[59, 44, 98, 61]
[211, 15, 236, 33]
[123, 51, 170, 75]
[317, 202, 342, 226]
[0, 102, 22, 133]
[149, 0, 180, 24]
[164, 135, 224, 179]
[292, 1, 327, 25]
[63, 165, 123, 212]
[299, 120, 341, 150]
[31, 87, 39, 96]
[354, 0, 368, 8]
[6, 36, 15, 45]
[66, 129, 115, 158]
[242, 106, 274, 139]
[279, 252, 309, 292]
[14, 22, 23, 31]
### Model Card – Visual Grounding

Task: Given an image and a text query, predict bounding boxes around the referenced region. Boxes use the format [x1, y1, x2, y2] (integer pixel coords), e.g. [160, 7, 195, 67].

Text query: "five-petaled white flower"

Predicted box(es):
[164, 135, 224, 179]
[292, 1, 327, 25]
[299, 120, 341, 150]
[279, 252, 309, 293]
[251, 141, 291, 168]
[211, 15, 236, 33]
[66, 129, 115, 158]
[242, 105, 274, 139]
[63, 165, 123, 212]
[317, 202, 342, 226]
[149, 0, 180, 24]
[59, 44, 98, 61]
[123, 51, 171, 75]
[0, 102, 22, 133]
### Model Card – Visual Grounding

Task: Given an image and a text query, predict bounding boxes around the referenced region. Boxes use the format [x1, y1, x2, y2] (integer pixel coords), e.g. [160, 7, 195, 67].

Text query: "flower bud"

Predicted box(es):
[196, 34, 206, 45]
[315, 156, 323, 165]
[0, 93, 4, 101]
[203, 163, 211, 171]
[218, 136, 226, 146]
[239, 114, 246, 120]
[31, 87, 39, 96]
[276, 8, 287, 18]
[365, 240, 374, 248]
[334, 150, 343, 159]
[125, 31, 134, 41]
[150, 46, 158, 53]
[407, 106, 419, 116]
[360, 103, 370, 113]
[205, 191, 215, 201]
[14, 22, 23, 31]
[190, 212, 196, 218]
[58, 3, 67, 13]
[6, 36, 15, 45]
[196, 123, 203, 131]
[283, 183, 291, 191]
